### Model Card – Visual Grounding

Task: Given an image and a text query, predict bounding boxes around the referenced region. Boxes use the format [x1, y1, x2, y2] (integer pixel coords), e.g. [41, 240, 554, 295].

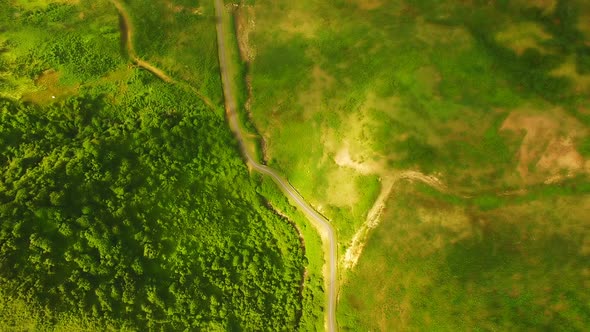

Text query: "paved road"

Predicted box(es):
[213, 1, 337, 331]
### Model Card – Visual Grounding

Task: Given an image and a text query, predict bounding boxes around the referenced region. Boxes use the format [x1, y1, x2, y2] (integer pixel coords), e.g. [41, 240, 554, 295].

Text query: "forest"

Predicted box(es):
[1, 0, 314, 330]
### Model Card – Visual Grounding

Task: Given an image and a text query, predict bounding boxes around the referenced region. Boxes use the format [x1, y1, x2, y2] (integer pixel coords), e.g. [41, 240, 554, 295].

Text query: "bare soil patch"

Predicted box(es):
[537, 137, 585, 174]
[279, 10, 318, 39]
[22, 69, 78, 104]
[500, 107, 589, 182]
[350, 0, 383, 11]
[334, 144, 377, 175]
[235, 5, 256, 61]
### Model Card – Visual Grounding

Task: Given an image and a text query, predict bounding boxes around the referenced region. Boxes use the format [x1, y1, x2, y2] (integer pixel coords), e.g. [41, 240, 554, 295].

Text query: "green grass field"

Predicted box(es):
[121, 0, 223, 104]
[339, 182, 590, 330]
[234, 0, 590, 329]
[233, 0, 582, 252]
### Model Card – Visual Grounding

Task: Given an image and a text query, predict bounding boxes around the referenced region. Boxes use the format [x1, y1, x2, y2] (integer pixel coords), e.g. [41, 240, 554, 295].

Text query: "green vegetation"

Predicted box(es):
[238, 0, 590, 231]
[3, 0, 590, 330]
[235, 0, 590, 330]
[0, 0, 316, 330]
[256, 174, 327, 331]
[121, 0, 222, 103]
[339, 183, 590, 331]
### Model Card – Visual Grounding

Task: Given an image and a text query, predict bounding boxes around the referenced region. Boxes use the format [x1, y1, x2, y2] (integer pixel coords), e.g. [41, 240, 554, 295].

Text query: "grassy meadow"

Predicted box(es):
[235, 0, 590, 329]
[237, 0, 590, 232]
[338, 182, 590, 331]
[121, 0, 222, 103]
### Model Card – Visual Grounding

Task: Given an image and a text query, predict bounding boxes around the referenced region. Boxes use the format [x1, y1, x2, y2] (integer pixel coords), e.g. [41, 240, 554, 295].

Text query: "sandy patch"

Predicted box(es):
[501, 107, 589, 182]
[21, 69, 78, 104]
[537, 137, 585, 173]
[322, 92, 389, 173]
[501, 111, 558, 178]
[350, 0, 383, 10]
[495, 22, 552, 55]
[279, 10, 318, 39]
[541, 142, 590, 184]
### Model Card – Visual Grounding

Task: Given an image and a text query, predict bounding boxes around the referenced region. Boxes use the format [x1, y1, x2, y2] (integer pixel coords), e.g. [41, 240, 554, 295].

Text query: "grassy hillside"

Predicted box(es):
[233, 0, 590, 329]
[339, 182, 590, 331]
[237, 0, 590, 241]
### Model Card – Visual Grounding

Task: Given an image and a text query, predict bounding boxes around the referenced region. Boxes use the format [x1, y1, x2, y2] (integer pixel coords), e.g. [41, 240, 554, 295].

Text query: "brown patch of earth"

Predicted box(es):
[501, 107, 590, 182]
[537, 137, 586, 174]
[350, 0, 383, 11]
[334, 144, 377, 175]
[22, 69, 79, 104]
[235, 5, 256, 61]
[279, 10, 318, 39]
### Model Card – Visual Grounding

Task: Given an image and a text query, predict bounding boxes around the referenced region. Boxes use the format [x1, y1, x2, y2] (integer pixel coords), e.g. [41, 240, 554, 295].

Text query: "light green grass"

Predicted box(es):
[123, 0, 223, 104]
[339, 183, 590, 331]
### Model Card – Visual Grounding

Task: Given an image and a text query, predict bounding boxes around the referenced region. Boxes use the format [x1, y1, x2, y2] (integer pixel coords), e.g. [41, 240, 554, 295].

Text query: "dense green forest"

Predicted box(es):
[0, 0, 310, 330]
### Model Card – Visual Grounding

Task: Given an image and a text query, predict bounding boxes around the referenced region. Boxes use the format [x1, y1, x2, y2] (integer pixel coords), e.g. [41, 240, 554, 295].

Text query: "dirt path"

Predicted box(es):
[110, 0, 215, 109]
[343, 171, 446, 270]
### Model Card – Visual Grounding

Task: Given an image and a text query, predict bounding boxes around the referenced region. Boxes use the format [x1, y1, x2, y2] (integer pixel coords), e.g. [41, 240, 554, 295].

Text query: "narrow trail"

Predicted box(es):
[343, 171, 446, 271]
[213, 1, 338, 331]
[110, 0, 216, 110]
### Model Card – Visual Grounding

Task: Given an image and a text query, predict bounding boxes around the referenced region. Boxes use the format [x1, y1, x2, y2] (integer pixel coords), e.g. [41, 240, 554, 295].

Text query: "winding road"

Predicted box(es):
[213, 1, 338, 331]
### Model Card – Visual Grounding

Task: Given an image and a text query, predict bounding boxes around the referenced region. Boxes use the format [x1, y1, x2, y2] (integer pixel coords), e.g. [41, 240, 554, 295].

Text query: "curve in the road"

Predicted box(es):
[213, 1, 338, 331]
